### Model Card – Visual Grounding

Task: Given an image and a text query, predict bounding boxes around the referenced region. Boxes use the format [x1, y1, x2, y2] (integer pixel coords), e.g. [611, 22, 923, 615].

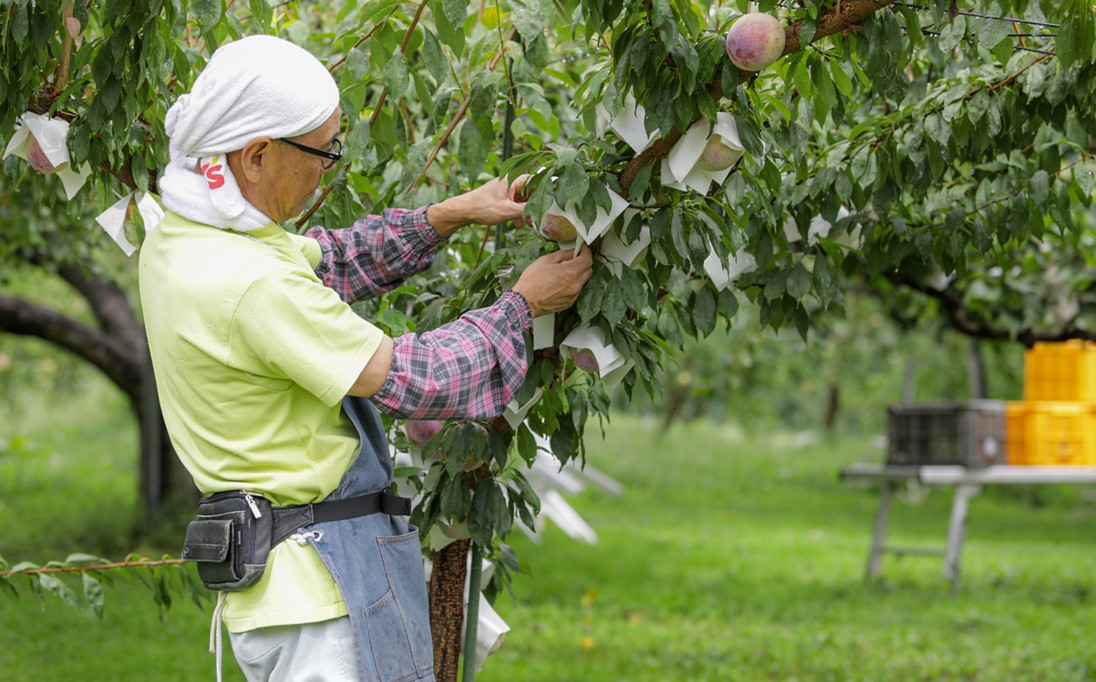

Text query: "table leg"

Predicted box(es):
[865, 481, 895, 581]
[943, 483, 981, 591]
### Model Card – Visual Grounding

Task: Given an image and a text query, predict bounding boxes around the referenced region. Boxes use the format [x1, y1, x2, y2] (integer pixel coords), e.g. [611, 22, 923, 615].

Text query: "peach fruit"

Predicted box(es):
[540, 214, 578, 242]
[725, 13, 786, 72]
[405, 420, 443, 447]
[696, 134, 740, 172]
[571, 348, 600, 373]
[26, 136, 57, 174]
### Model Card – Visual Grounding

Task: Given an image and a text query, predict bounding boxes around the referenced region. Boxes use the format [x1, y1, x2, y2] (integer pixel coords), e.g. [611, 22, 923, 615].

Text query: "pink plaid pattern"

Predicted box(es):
[308, 208, 533, 420]
[307, 207, 445, 302]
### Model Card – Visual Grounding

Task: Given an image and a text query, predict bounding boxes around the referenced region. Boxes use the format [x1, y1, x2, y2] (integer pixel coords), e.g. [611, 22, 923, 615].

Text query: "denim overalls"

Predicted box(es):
[301, 396, 435, 682]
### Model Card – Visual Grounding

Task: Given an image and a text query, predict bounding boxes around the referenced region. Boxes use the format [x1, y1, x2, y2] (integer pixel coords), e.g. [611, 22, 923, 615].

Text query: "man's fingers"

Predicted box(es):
[508, 174, 532, 202]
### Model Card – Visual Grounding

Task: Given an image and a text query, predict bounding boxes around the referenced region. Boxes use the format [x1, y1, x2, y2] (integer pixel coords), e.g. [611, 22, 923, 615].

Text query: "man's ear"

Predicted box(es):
[234, 137, 274, 184]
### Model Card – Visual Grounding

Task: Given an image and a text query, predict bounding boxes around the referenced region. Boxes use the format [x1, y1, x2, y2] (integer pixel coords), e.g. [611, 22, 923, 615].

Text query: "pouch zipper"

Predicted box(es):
[242, 492, 263, 519]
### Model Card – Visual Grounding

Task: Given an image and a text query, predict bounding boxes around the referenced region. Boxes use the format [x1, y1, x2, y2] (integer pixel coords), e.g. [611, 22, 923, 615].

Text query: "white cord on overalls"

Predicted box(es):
[209, 590, 227, 682]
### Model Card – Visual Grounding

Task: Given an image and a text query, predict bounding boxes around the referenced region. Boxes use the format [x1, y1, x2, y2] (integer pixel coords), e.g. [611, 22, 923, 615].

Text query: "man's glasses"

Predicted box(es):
[278, 137, 342, 170]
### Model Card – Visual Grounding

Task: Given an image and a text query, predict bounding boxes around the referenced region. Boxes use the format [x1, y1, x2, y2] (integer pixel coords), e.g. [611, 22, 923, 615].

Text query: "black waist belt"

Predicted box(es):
[271, 487, 412, 548]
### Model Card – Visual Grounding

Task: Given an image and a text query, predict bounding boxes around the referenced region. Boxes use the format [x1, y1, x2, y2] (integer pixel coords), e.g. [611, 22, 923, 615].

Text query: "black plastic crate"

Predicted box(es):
[886, 400, 1007, 467]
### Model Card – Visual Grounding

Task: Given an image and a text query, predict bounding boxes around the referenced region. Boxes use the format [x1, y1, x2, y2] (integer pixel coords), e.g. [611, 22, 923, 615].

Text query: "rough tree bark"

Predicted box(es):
[430, 538, 471, 682]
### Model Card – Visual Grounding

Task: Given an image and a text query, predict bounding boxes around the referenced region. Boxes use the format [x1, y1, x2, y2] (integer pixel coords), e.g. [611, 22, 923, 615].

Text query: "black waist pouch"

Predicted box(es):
[182, 487, 413, 592]
[182, 491, 274, 592]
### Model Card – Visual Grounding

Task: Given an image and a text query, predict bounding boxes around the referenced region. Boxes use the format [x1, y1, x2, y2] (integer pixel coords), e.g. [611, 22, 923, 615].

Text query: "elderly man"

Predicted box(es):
[139, 35, 592, 682]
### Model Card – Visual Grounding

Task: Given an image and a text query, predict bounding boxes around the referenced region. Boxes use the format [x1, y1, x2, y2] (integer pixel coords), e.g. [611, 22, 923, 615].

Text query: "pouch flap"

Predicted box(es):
[182, 518, 233, 563]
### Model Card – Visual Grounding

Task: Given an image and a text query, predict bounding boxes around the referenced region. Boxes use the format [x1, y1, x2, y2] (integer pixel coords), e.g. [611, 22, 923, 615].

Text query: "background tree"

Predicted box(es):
[2, 0, 1095, 678]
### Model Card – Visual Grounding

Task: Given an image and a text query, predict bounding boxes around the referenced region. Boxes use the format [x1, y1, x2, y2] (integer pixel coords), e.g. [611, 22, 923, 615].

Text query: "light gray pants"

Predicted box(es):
[230, 616, 361, 682]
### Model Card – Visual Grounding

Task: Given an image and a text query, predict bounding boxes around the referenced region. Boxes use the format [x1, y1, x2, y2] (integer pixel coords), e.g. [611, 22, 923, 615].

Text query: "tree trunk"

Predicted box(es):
[430, 538, 470, 682]
[901, 355, 918, 404]
[967, 337, 988, 399]
[0, 265, 192, 527]
[823, 384, 840, 431]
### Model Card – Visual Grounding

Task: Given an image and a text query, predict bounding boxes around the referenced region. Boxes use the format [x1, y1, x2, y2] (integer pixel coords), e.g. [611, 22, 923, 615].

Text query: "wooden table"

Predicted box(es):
[839, 464, 1096, 590]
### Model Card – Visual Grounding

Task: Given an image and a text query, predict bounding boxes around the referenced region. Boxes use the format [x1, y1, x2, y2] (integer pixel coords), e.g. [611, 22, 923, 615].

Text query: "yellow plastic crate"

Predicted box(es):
[1005, 401, 1096, 466]
[1023, 340, 1096, 402]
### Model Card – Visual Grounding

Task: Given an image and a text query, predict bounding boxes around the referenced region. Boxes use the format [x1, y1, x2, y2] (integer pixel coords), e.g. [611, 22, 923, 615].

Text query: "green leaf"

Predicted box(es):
[1028, 170, 1050, 204]
[620, 267, 647, 309]
[576, 268, 607, 322]
[510, 0, 544, 44]
[132, 153, 148, 193]
[458, 118, 487, 182]
[38, 573, 80, 610]
[422, 29, 447, 86]
[432, 0, 465, 55]
[442, 0, 468, 28]
[717, 287, 740, 318]
[830, 60, 853, 99]
[692, 286, 717, 336]
[970, 16, 1011, 51]
[83, 574, 104, 619]
[628, 163, 654, 202]
[440, 474, 470, 519]
[792, 56, 814, 101]
[787, 261, 812, 299]
[560, 162, 589, 208]
[191, 0, 223, 33]
[345, 120, 371, 161]
[1056, 0, 1095, 69]
[11, 6, 29, 44]
[799, 19, 817, 46]
[383, 51, 409, 99]
[601, 279, 627, 325]
[346, 48, 370, 82]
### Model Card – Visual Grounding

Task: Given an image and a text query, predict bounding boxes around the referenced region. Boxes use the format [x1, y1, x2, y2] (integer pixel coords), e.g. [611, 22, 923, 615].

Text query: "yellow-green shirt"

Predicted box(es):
[139, 211, 385, 632]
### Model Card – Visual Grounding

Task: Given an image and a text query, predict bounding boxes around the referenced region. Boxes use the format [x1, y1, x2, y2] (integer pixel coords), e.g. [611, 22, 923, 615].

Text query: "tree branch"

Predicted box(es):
[0, 295, 141, 400]
[409, 27, 518, 192]
[55, 263, 146, 355]
[1, 557, 186, 579]
[888, 272, 1096, 346]
[51, 1, 76, 97]
[326, 4, 402, 73]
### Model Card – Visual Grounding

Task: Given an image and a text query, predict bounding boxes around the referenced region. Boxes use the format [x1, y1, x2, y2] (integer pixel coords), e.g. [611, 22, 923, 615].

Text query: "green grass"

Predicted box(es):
[479, 420, 1096, 682]
[2, 388, 1095, 681]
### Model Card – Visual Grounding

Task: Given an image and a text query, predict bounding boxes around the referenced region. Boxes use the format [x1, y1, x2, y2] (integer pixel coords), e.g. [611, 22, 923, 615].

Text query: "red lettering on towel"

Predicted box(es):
[201, 157, 225, 190]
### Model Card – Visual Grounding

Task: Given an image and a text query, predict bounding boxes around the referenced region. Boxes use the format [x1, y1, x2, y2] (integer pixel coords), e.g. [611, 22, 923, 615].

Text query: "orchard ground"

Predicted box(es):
[1, 377, 1093, 681]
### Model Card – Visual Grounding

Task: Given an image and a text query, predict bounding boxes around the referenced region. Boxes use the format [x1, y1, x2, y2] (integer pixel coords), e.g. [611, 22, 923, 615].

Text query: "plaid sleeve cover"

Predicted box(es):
[306, 206, 446, 303]
[372, 290, 534, 420]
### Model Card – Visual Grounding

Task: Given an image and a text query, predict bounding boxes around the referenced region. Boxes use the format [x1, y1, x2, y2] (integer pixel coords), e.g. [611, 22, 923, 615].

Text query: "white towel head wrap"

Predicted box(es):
[160, 35, 340, 231]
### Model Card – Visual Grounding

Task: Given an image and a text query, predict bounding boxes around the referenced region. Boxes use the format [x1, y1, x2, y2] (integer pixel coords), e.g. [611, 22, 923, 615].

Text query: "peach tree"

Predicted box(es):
[2, 0, 1096, 678]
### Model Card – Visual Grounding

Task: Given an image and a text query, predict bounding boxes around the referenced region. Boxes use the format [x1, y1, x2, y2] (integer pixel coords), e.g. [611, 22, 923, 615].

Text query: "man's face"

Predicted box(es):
[259, 108, 342, 222]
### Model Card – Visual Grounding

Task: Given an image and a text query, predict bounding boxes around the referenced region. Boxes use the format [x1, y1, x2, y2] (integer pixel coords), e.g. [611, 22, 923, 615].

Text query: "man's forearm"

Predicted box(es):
[308, 206, 445, 303]
[425, 195, 474, 238]
[370, 290, 533, 420]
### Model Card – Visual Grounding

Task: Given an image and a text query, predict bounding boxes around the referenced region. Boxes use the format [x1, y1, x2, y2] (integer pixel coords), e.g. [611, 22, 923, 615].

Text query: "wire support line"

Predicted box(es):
[918, 29, 1056, 55]
[895, 2, 1061, 28]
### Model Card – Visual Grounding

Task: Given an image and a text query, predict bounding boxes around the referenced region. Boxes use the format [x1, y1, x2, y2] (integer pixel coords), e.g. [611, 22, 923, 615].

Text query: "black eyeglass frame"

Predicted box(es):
[277, 137, 343, 169]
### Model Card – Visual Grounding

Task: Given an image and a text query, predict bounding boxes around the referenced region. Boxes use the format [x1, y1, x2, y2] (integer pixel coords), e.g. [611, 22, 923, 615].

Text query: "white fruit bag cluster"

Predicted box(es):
[661, 112, 744, 194]
[504, 387, 543, 430]
[704, 247, 757, 290]
[540, 188, 629, 251]
[597, 209, 651, 277]
[94, 192, 165, 256]
[595, 94, 660, 154]
[782, 206, 855, 247]
[560, 325, 634, 389]
[3, 112, 90, 199]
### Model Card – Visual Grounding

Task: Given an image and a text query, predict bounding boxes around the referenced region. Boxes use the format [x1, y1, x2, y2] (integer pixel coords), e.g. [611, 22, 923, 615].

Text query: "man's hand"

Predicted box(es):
[512, 248, 594, 318]
[426, 176, 530, 237]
